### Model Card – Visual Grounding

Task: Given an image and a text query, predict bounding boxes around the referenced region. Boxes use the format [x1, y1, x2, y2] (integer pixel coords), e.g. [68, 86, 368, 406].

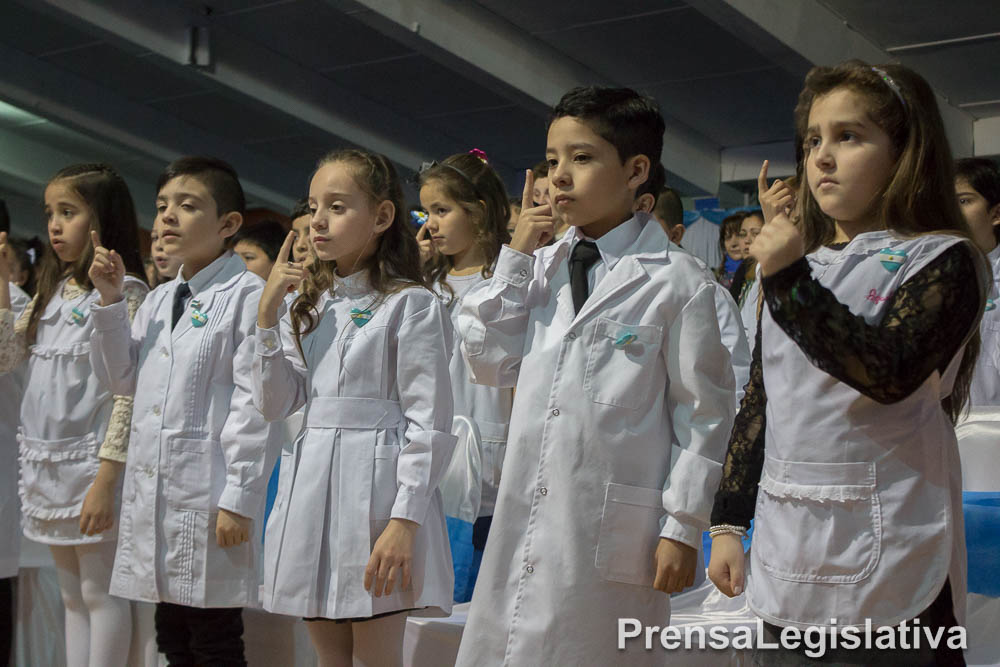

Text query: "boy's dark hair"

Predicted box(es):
[0, 199, 9, 233]
[290, 197, 311, 221]
[531, 161, 549, 179]
[653, 187, 684, 229]
[955, 157, 1000, 208]
[156, 156, 246, 216]
[232, 219, 287, 262]
[636, 162, 666, 202]
[549, 86, 665, 166]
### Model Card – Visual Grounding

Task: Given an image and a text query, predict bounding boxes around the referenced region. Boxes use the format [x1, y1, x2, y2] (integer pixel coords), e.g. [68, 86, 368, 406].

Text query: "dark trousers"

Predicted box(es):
[155, 602, 245, 667]
[754, 579, 965, 666]
[0, 577, 13, 667]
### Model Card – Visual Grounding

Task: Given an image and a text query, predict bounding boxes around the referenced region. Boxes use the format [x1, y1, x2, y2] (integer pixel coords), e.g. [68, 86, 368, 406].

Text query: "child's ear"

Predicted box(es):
[635, 193, 655, 213]
[373, 200, 395, 234]
[625, 155, 651, 191]
[990, 202, 1000, 225]
[219, 211, 243, 240]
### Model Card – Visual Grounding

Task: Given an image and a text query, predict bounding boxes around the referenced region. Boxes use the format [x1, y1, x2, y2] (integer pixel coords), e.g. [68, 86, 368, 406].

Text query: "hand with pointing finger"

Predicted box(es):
[258, 230, 304, 329]
[416, 222, 434, 264]
[509, 169, 555, 255]
[0, 232, 12, 285]
[750, 160, 805, 277]
[757, 160, 796, 225]
[88, 230, 126, 306]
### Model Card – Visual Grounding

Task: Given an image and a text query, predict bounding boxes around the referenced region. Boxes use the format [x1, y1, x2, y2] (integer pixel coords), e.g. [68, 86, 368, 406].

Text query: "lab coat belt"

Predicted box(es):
[305, 397, 404, 429]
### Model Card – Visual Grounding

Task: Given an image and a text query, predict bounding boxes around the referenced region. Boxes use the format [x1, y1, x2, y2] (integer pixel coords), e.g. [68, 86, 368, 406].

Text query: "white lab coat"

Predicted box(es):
[969, 243, 1000, 407]
[740, 277, 762, 355]
[252, 271, 457, 619]
[0, 284, 29, 577]
[440, 272, 513, 516]
[749, 231, 980, 629]
[689, 254, 751, 404]
[90, 252, 279, 608]
[18, 276, 147, 545]
[454, 214, 736, 666]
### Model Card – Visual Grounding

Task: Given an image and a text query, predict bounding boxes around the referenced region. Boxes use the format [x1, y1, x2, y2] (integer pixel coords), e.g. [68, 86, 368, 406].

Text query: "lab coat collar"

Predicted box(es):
[170, 251, 247, 341]
[569, 213, 644, 273]
[566, 214, 672, 325]
[40, 277, 96, 324]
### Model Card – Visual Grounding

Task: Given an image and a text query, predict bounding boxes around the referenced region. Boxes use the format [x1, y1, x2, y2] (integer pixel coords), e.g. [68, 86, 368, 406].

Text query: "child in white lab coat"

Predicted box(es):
[253, 149, 456, 666]
[0, 164, 148, 666]
[454, 86, 736, 666]
[709, 61, 987, 665]
[418, 149, 513, 599]
[88, 156, 278, 666]
[955, 157, 1000, 408]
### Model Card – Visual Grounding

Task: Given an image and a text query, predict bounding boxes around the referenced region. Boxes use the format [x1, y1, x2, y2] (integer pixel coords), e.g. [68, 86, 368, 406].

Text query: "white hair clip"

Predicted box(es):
[871, 67, 907, 109]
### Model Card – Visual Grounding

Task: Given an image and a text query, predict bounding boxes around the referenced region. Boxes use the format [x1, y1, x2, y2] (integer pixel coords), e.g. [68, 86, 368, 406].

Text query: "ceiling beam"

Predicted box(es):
[686, 0, 975, 157]
[0, 40, 296, 211]
[342, 0, 723, 195]
[28, 0, 463, 177]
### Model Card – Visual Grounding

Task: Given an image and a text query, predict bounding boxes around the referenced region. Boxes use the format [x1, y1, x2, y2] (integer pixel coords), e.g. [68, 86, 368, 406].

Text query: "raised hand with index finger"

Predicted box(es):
[757, 160, 796, 226]
[508, 169, 555, 255]
[88, 229, 126, 306]
[750, 160, 805, 277]
[416, 220, 434, 264]
[258, 230, 304, 329]
[0, 231, 12, 284]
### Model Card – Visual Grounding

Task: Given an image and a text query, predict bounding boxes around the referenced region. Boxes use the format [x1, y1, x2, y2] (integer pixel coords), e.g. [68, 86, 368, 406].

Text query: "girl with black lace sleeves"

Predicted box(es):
[707, 61, 987, 667]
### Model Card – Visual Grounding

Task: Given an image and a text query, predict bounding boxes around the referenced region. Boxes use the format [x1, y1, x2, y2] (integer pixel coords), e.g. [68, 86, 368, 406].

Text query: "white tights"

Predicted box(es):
[49, 541, 132, 667]
[306, 611, 408, 667]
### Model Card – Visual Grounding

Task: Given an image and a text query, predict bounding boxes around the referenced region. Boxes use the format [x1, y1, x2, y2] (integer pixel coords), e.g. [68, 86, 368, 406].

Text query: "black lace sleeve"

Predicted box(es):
[762, 243, 982, 404]
[710, 313, 766, 530]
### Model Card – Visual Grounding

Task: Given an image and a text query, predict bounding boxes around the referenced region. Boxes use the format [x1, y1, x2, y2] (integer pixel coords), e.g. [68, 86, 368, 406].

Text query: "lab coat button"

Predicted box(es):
[518, 269, 528, 278]
[539, 487, 548, 496]
[551, 409, 559, 417]
[161, 348, 169, 358]
[525, 564, 534, 574]
[566, 332, 576, 341]
[152, 405, 161, 416]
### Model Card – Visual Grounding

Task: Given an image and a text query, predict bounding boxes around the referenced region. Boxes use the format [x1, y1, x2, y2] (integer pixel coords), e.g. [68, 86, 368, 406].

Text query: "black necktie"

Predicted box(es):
[171, 283, 191, 330]
[569, 240, 601, 314]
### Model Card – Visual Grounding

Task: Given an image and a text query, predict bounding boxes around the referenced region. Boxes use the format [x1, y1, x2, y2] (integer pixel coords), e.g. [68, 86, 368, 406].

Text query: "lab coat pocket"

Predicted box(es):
[584, 317, 662, 410]
[167, 438, 217, 512]
[478, 420, 509, 490]
[595, 482, 663, 587]
[372, 444, 400, 520]
[754, 458, 881, 584]
[18, 433, 99, 519]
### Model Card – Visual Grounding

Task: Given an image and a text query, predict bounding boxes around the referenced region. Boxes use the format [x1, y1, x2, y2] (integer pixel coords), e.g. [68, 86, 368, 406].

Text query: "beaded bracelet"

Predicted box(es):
[708, 524, 749, 540]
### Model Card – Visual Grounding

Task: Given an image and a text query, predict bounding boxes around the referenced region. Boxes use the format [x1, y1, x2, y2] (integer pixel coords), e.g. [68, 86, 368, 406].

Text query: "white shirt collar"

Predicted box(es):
[570, 213, 644, 272]
[180, 250, 234, 297]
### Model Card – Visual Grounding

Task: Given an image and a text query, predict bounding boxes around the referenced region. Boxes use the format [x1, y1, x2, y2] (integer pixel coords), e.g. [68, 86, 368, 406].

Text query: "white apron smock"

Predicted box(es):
[252, 273, 457, 620]
[90, 252, 279, 608]
[19, 276, 147, 545]
[750, 231, 979, 629]
[0, 284, 30, 576]
[441, 272, 513, 516]
[969, 243, 1000, 407]
[455, 215, 736, 666]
